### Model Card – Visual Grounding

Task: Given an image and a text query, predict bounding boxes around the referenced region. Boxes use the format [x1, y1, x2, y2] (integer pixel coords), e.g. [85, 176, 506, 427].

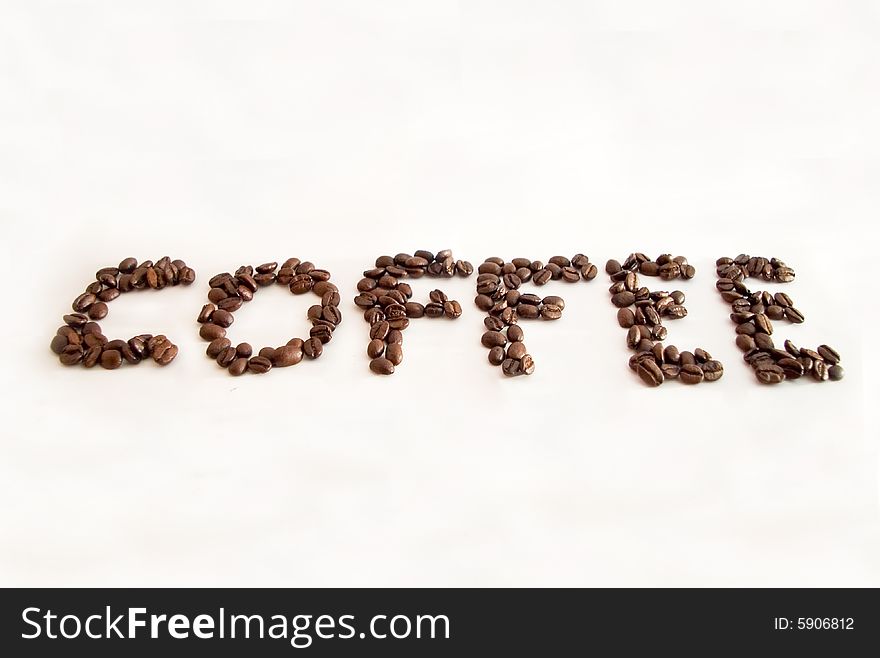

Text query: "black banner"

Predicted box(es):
[1, 588, 877, 655]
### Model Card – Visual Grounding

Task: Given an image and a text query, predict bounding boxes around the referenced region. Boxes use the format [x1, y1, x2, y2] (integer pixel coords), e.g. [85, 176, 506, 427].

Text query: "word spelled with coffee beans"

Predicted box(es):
[50, 252, 844, 385]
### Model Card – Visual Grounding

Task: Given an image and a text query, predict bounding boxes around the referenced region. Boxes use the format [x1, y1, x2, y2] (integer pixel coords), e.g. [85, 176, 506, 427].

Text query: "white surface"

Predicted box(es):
[1, 0, 878, 586]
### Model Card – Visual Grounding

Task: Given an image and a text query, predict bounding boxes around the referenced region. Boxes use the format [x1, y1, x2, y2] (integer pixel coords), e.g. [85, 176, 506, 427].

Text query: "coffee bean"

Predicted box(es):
[360, 338, 382, 359]
[637, 360, 664, 387]
[385, 343, 403, 366]
[59, 344, 84, 365]
[370, 321, 390, 340]
[482, 331, 507, 348]
[755, 363, 785, 384]
[289, 274, 313, 294]
[199, 323, 226, 341]
[368, 357, 393, 374]
[817, 345, 840, 365]
[211, 309, 234, 328]
[225, 357, 246, 376]
[812, 360, 829, 382]
[501, 358, 522, 377]
[828, 365, 845, 381]
[248, 356, 272, 374]
[100, 349, 122, 370]
[785, 307, 805, 324]
[303, 337, 323, 359]
[658, 364, 678, 379]
[455, 260, 474, 276]
[506, 341, 527, 361]
[609, 290, 634, 308]
[777, 358, 804, 379]
[444, 300, 463, 319]
[701, 360, 724, 382]
[486, 346, 505, 365]
[678, 363, 704, 384]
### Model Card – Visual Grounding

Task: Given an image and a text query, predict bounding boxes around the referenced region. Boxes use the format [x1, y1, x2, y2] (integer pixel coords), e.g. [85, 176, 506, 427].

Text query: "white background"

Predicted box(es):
[1, 0, 878, 586]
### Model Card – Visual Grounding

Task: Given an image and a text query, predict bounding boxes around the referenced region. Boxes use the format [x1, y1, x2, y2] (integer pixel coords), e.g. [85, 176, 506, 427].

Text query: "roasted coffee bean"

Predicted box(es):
[766, 305, 785, 321]
[540, 304, 562, 320]
[370, 321, 390, 340]
[507, 342, 527, 361]
[488, 346, 505, 365]
[72, 293, 96, 312]
[611, 291, 635, 308]
[755, 363, 785, 384]
[303, 337, 323, 359]
[424, 302, 445, 318]
[80, 345, 101, 368]
[736, 334, 756, 352]
[216, 346, 237, 367]
[197, 303, 216, 323]
[753, 314, 772, 334]
[100, 349, 122, 370]
[701, 360, 724, 382]
[227, 357, 248, 376]
[828, 365, 845, 381]
[59, 344, 84, 365]
[207, 337, 231, 358]
[229, 343, 251, 359]
[118, 257, 137, 273]
[637, 360, 664, 387]
[616, 308, 635, 328]
[211, 309, 234, 328]
[364, 308, 384, 324]
[659, 364, 679, 379]
[785, 307, 805, 324]
[484, 316, 505, 331]
[812, 360, 829, 382]
[817, 345, 840, 365]
[322, 305, 343, 324]
[519, 354, 536, 375]
[248, 356, 272, 374]
[778, 358, 804, 379]
[677, 363, 703, 384]
[385, 343, 403, 366]
[626, 326, 642, 350]
[367, 339, 385, 358]
[272, 344, 302, 367]
[199, 323, 226, 341]
[800, 348, 823, 362]
[289, 274, 313, 294]
[154, 343, 178, 365]
[444, 300, 463, 319]
[369, 357, 394, 375]
[501, 358, 522, 377]
[50, 334, 69, 354]
[482, 331, 507, 348]
[507, 325, 524, 342]
[662, 345, 680, 365]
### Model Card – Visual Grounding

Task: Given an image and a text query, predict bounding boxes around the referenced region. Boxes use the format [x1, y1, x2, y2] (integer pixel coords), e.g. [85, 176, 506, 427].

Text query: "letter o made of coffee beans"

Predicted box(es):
[50, 256, 195, 369]
[198, 259, 340, 376]
[476, 254, 598, 377]
[354, 249, 473, 375]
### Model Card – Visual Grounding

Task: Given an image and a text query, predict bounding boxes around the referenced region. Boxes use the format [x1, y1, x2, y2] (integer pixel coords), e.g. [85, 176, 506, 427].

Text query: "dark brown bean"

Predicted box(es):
[100, 349, 122, 370]
[248, 356, 272, 374]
